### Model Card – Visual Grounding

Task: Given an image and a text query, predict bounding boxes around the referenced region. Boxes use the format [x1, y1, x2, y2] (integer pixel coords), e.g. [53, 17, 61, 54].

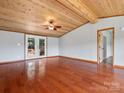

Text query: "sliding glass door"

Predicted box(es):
[26, 35, 46, 59]
[27, 37, 35, 59]
[39, 39, 45, 56]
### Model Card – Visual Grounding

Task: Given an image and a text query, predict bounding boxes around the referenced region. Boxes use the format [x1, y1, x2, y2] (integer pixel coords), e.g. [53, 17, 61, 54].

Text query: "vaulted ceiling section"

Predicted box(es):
[0, 0, 124, 37]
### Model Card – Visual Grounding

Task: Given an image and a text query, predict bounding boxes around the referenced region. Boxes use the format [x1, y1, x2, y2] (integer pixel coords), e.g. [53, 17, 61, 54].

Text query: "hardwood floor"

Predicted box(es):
[0, 57, 124, 93]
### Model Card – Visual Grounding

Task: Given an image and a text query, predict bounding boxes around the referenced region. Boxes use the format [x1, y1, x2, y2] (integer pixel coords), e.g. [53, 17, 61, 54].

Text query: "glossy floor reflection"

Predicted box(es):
[0, 57, 124, 93]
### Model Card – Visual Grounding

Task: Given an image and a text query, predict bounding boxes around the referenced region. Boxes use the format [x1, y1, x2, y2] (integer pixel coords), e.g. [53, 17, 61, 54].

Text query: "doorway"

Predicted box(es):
[97, 28, 114, 66]
[25, 35, 47, 59]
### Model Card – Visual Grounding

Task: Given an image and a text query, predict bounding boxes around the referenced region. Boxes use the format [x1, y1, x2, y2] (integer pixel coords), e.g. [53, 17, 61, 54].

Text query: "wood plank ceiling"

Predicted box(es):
[0, 0, 124, 37]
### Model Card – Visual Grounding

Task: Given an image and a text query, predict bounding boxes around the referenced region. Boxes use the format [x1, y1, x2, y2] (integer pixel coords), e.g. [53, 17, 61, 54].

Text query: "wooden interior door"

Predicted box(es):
[97, 28, 114, 65]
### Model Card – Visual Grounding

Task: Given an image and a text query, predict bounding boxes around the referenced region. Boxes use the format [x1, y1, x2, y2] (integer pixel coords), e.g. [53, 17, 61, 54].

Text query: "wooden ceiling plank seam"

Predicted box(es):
[0, 0, 80, 26]
[28, 0, 85, 24]
[57, 0, 98, 23]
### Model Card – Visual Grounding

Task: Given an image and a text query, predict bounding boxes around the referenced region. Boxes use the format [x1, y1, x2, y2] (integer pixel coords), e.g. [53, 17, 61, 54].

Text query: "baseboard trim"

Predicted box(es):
[114, 65, 124, 69]
[1, 56, 124, 70]
[0, 60, 25, 65]
[0, 56, 59, 65]
[60, 56, 97, 64]
[60, 56, 124, 70]
[45, 56, 60, 58]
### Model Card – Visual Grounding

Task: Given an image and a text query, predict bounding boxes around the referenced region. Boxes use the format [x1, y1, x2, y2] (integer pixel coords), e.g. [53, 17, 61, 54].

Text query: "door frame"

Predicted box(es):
[97, 27, 115, 65]
[25, 34, 47, 59]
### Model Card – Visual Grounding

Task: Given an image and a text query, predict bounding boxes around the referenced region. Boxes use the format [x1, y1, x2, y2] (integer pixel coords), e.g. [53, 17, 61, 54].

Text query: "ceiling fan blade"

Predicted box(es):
[54, 28, 57, 31]
[55, 25, 62, 28]
[46, 27, 49, 29]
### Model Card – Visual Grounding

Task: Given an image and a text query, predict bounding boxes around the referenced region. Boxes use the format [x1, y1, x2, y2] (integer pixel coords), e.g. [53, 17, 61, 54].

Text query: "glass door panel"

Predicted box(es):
[39, 37, 46, 57]
[39, 39, 45, 57]
[26, 35, 36, 59]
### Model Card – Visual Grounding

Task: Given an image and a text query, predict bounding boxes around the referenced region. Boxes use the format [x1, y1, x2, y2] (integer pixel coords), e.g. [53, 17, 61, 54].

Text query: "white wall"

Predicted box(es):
[60, 16, 124, 66]
[0, 30, 25, 63]
[0, 31, 59, 63]
[47, 37, 59, 57]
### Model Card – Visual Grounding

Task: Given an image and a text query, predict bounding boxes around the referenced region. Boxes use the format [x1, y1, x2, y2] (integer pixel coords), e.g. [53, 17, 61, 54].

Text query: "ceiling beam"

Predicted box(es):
[57, 0, 98, 23]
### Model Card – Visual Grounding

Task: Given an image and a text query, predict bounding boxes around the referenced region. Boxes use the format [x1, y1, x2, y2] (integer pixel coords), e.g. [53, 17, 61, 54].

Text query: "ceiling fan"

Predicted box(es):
[43, 19, 62, 31]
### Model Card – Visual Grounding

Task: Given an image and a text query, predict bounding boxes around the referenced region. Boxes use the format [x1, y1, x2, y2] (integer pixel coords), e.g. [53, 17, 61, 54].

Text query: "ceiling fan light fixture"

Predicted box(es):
[48, 24, 54, 30]
[42, 19, 61, 31]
